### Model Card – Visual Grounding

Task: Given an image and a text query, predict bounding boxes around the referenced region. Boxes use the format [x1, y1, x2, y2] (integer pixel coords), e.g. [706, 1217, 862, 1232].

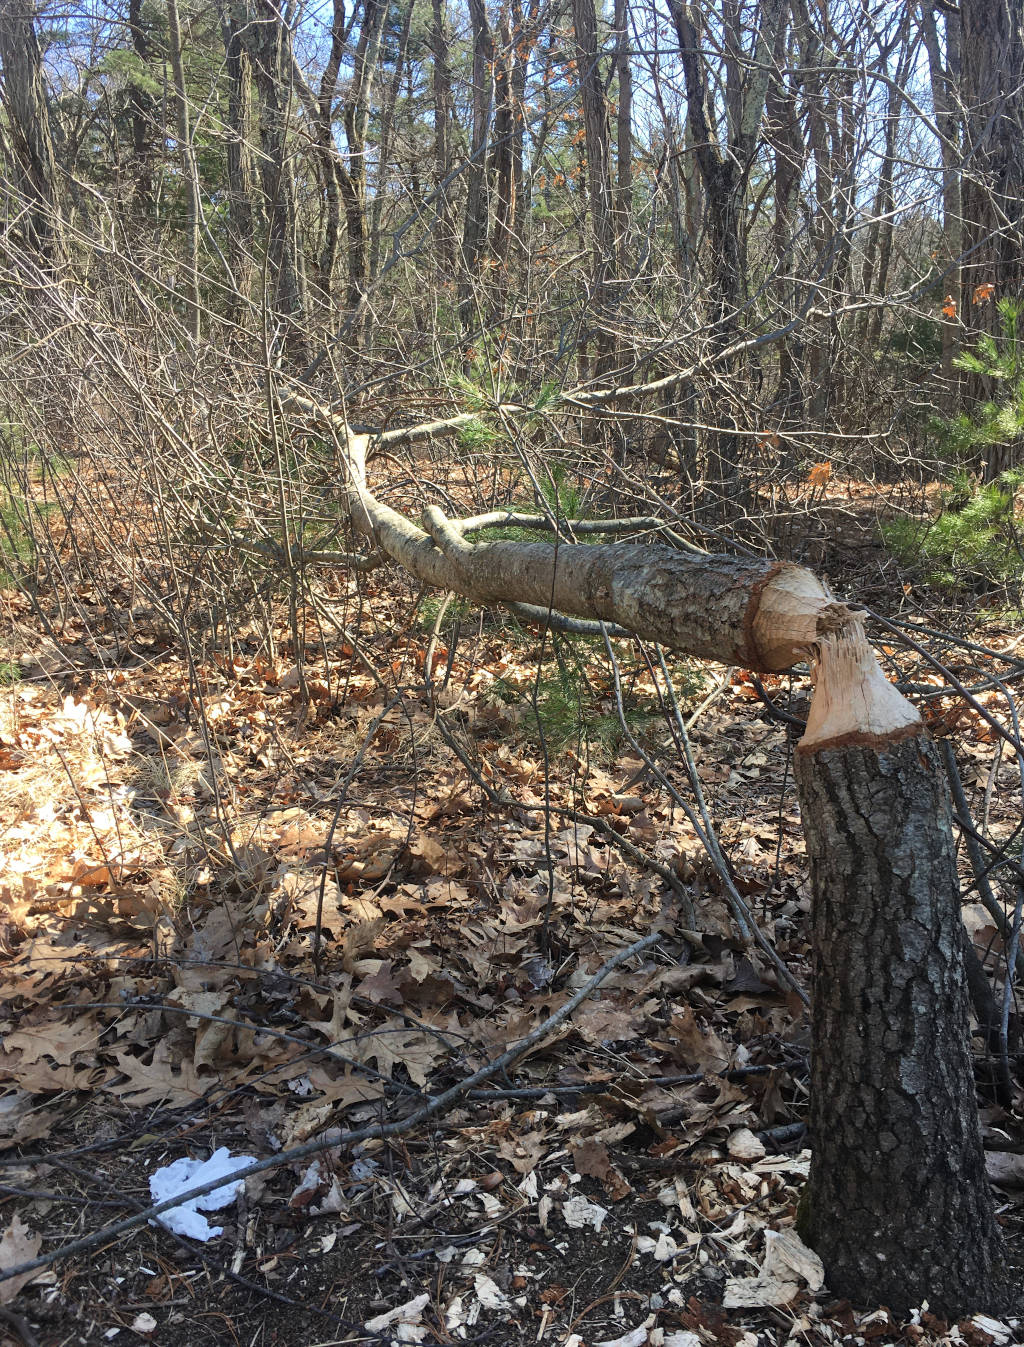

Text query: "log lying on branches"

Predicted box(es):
[296, 396, 1006, 1316]
[794, 622, 1006, 1317]
[335, 424, 854, 671]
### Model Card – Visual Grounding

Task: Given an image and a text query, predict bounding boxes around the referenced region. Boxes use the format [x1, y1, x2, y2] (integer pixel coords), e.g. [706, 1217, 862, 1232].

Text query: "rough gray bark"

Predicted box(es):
[765, 20, 804, 415]
[313, 0, 347, 300]
[430, 0, 455, 268]
[369, 0, 414, 279]
[0, 0, 60, 260]
[245, 0, 307, 348]
[339, 0, 385, 339]
[613, 0, 632, 268]
[795, 726, 1006, 1317]
[220, 1, 256, 299]
[667, 0, 788, 481]
[489, 15, 516, 268]
[460, 0, 494, 330]
[166, 0, 201, 339]
[572, 0, 616, 376]
[127, 0, 153, 214]
[921, 0, 961, 388]
[509, 0, 540, 250]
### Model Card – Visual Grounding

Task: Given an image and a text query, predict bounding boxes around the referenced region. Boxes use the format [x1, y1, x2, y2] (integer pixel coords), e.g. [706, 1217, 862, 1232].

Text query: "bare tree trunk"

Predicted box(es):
[613, 0, 632, 269]
[960, 0, 1024, 478]
[0, 0, 61, 262]
[572, 0, 617, 377]
[430, 0, 455, 270]
[921, 0, 962, 390]
[460, 0, 494, 331]
[509, 0, 540, 251]
[166, 0, 201, 340]
[245, 0, 306, 352]
[489, 15, 516, 269]
[860, 57, 904, 354]
[313, 0, 347, 302]
[128, 0, 154, 216]
[765, 21, 804, 417]
[339, 0, 386, 342]
[668, 0, 788, 484]
[794, 624, 1007, 1317]
[220, 0, 256, 303]
[370, 0, 415, 279]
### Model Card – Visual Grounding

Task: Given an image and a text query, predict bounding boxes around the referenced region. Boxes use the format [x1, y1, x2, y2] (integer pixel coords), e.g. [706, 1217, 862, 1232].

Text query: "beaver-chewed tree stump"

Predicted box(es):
[793, 621, 1006, 1318]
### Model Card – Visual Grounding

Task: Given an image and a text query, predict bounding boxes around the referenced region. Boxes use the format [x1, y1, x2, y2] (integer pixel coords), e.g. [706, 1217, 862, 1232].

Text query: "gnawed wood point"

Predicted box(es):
[798, 617, 920, 750]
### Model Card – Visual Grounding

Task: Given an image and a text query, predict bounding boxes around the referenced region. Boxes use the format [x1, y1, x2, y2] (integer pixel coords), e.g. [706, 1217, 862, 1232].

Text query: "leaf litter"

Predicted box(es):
[1, 577, 1023, 1346]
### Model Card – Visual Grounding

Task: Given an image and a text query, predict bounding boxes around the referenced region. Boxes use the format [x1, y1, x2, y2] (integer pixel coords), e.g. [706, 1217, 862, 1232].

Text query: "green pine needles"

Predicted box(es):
[884, 299, 1024, 601]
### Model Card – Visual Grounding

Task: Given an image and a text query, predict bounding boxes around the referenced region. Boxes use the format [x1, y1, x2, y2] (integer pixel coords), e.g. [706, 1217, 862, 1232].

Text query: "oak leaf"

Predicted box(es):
[0, 1215, 42, 1304]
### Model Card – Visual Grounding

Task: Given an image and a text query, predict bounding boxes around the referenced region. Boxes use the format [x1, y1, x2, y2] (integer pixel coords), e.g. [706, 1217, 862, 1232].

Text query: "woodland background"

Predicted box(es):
[0, 0, 1023, 1343]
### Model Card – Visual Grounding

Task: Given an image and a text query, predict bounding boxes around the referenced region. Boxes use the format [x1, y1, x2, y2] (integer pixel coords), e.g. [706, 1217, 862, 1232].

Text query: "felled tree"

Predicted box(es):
[273, 396, 1008, 1316]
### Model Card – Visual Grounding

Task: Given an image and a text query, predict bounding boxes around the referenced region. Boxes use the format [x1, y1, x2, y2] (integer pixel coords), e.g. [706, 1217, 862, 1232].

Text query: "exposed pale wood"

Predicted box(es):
[799, 617, 919, 748]
[324, 427, 857, 670]
[753, 568, 856, 673]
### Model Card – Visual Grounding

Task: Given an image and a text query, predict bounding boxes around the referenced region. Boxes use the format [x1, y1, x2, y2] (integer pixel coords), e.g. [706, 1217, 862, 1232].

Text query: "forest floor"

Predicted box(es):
[1, 477, 1023, 1347]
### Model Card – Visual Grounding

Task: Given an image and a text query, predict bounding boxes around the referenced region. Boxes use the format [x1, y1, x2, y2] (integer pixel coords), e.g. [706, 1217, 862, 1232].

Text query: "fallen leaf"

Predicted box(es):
[0, 1215, 42, 1304]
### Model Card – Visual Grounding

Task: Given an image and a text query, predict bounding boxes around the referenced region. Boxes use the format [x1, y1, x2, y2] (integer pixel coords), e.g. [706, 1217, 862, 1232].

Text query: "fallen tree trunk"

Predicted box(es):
[793, 623, 1006, 1317]
[334, 425, 854, 671]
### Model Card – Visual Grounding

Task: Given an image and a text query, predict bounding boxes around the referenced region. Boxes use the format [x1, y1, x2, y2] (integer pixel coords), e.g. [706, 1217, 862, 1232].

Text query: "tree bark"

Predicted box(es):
[220, 1, 256, 303]
[460, 0, 494, 331]
[667, 0, 788, 484]
[430, 0, 455, 269]
[313, 0, 348, 302]
[245, 0, 307, 352]
[166, 0, 201, 340]
[613, 0, 632, 270]
[794, 624, 1007, 1318]
[279, 396, 854, 671]
[959, 0, 1024, 478]
[509, 0, 540, 251]
[572, 0, 617, 377]
[765, 20, 804, 417]
[370, 0, 415, 279]
[489, 15, 517, 269]
[339, 0, 386, 341]
[127, 0, 154, 215]
[921, 0, 962, 390]
[0, 0, 61, 262]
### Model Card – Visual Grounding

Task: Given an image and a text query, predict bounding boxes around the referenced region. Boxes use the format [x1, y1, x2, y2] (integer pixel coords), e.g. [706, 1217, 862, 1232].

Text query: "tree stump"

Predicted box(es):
[794, 622, 1006, 1317]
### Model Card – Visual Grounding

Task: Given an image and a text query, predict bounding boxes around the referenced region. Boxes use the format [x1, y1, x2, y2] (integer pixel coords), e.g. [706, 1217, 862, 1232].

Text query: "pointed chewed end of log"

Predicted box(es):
[797, 617, 921, 753]
[751, 565, 859, 672]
